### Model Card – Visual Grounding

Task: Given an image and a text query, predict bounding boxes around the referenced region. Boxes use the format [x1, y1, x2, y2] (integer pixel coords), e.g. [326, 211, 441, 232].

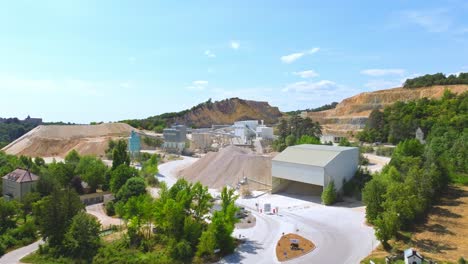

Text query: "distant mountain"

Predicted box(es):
[121, 98, 283, 130]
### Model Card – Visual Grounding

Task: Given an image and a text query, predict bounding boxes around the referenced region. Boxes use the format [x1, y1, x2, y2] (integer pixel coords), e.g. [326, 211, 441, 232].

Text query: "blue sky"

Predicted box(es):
[0, 0, 467, 123]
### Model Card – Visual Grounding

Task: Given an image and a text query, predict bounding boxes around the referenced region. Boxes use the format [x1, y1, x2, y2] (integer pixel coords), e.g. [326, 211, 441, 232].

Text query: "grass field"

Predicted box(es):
[362, 185, 468, 264]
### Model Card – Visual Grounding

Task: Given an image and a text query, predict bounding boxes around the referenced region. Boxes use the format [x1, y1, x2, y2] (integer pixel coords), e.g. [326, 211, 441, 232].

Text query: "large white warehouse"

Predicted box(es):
[272, 144, 359, 194]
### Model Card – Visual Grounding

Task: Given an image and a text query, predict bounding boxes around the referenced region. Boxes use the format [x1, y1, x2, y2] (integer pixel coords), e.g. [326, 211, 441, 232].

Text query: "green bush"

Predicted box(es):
[375, 147, 394, 157]
[0, 241, 5, 257]
[321, 181, 337, 205]
[459, 257, 467, 264]
[105, 201, 115, 216]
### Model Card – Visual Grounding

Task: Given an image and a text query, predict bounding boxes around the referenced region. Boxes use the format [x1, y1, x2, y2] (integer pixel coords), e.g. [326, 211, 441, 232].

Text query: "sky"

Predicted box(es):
[0, 0, 467, 123]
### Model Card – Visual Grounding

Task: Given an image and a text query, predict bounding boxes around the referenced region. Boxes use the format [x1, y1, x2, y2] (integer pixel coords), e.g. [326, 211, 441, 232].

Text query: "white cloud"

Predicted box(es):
[308, 47, 320, 54]
[361, 68, 405, 76]
[187, 80, 208, 91]
[280, 47, 320, 64]
[401, 9, 452, 33]
[230, 41, 240, 50]
[281, 53, 305, 64]
[282, 80, 338, 93]
[204, 50, 216, 58]
[292, 70, 319, 78]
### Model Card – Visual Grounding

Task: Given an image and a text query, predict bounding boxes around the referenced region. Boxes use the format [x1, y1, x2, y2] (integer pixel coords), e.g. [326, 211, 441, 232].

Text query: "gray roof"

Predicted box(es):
[272, 144, 357, 167]
[2, 169, 39, 183]
[404, 248, 423, 259]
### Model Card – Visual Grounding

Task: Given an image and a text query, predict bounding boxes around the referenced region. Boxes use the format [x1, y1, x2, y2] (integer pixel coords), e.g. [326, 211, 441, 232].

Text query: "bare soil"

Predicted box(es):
[2, 123, 135, 157]
[178, 145, 272, 190]
[363, 185, 468, 263]
[276, 233, 316, 262]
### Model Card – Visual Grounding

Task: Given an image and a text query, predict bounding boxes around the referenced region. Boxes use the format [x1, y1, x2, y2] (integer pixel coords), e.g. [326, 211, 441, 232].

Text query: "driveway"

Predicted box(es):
[220, 194, 378, 264]
[86, 203, 122, 228]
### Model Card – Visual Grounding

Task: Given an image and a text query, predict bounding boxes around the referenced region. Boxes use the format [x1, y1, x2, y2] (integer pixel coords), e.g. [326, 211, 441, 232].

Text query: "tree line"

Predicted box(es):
[361, 90, 467, 247]
[403, 72, 468, 88]
[272, 116, 323, 151]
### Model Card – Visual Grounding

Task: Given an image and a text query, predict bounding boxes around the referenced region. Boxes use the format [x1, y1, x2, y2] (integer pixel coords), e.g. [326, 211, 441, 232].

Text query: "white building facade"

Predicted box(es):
[271, 144, 359, 194]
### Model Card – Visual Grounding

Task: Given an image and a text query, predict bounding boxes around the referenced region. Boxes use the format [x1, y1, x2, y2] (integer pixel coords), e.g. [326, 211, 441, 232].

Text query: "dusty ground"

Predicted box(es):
[363, 185, 468, 263]
[276, 233, 315, 262]
[178, 145, 272, 190]
[411, 186, 468, 262]
[1, 123, 135, 157]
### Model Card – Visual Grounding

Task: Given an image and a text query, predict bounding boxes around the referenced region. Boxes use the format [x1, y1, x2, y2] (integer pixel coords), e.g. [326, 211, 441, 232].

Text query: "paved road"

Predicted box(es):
[221, 196, 378, 264]
[0, 240, 43, 264]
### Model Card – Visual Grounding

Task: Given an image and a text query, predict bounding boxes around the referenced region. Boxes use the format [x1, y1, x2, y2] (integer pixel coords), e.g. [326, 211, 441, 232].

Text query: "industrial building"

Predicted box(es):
[163, 125, 187, 152]
[320, 134, 344, 144]
[233, 120, 258, 144]
[271, 144, 359, 194]
[2, 169, 39, 200]
[128, 130, 141, 158]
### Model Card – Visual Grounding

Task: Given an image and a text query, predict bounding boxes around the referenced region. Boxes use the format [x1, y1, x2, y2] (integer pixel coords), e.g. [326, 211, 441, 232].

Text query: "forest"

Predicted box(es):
[403, 72, 468, 88]
[360, 90, 467, 247]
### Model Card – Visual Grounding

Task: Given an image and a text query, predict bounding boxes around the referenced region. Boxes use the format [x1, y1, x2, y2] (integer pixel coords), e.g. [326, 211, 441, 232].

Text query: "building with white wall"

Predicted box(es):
[271, 144, 359, 194]
[233, 120, 258, 144]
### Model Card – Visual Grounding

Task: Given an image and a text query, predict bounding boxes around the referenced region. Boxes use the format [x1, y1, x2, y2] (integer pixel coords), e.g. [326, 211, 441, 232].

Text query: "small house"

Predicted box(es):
[404, 248, 423, 264]
[2, 169, 39, 200]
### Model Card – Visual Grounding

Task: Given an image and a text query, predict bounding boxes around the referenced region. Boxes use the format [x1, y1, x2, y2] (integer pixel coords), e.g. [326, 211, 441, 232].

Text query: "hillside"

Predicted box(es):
[305, 84, 468, 136]
[1, 123, 135, 158]
[122, 98, 283, 130]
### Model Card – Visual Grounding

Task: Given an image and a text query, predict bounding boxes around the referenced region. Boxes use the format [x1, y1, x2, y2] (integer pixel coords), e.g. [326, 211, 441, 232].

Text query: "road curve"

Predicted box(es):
[0, 240, 43, 264]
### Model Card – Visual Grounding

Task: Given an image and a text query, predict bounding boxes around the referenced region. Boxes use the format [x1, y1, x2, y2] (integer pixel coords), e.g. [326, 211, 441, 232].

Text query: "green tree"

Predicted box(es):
[76, 156, 108, 192]
[110, 164, 139, 193]
[116, 177, 147, 202]
[296, 135, 321, 145]
[362, 179, 386, 223]
[321, 181, 337, 205]
[112, 140, 130, 170]
[64, 149, 81, 168]
[34, 189, 84, 247]
[338, 137, 352, 146]
[20, 192, 41, 222]
[0, 198, 20, 233]
[285, 135, 296, 146]
[374, 210, 400, 246]
[64, 212, 101, 262]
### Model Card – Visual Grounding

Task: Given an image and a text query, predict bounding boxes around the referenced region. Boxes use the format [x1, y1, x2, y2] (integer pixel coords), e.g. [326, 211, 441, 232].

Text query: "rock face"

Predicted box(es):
[1, 123, 136, 158]
[173, 98, 282, 128]
[306, 85, 468, 136]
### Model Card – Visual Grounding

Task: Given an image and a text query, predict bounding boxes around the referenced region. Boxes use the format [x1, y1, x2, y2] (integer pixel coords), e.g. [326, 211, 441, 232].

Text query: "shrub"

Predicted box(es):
[459, 257, 467, 264]
[146, 176, 159, 187]
[321, 181, 337, 205]
[0, 241, 5, 257]
[105, 201, 115, 216]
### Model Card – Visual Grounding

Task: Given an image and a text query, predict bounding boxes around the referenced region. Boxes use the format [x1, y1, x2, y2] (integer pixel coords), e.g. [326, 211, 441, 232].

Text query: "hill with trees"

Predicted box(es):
[121, 98, 283, 131]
